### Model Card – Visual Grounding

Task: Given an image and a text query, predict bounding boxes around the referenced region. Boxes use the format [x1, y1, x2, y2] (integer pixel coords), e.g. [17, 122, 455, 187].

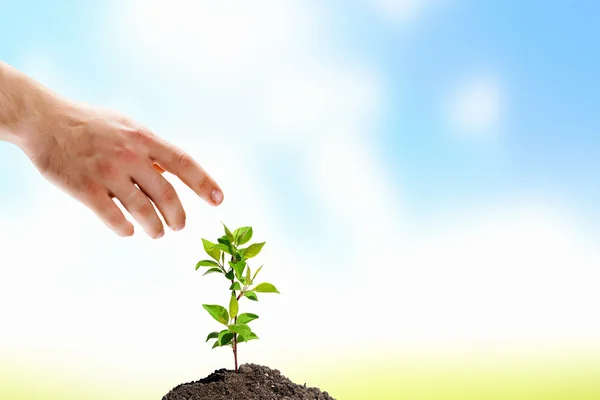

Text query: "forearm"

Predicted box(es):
[0, 61, 52, 148]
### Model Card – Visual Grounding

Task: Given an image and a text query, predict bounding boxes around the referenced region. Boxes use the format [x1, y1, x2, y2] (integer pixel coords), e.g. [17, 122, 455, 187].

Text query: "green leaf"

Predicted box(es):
[196, 260, 219, 270]
[229, 293, 239, 320]
[218, 236, 231, 246]
[229, 323, 251, 340]
[230, 261, 246, 281]
[213, 243, 231, 254]
[246, 265, 252, 284]
[237, 313, 259, 324]
[218, 237, 235, 254]
[202, 304, 229, 325]
[234, 227, 253, 245]
[238, 248, 247, 258]
[239, 227, 253, 245]
[225, 269, 234, 280]
[251, 265, 263, 284]
[206, 332, 219, 342]
[244, 242, 265, 258]
[202, 267, 223, 276]
[229, 282, 241, 291]
[244, 291, 258, 301]
[222, 222, 235, 241]
[253, 282, 280, 294]
[218, 236, 235, 254]
[218, 330, 234, 346]
[233, 227, 246, 243]
[237, 332, 259, 343]
[210, 329, 233, 348]
[202, 239, 221, 261]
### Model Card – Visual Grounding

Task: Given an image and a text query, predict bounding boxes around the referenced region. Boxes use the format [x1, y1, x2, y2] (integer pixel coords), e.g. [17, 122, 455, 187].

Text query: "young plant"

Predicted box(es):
[195, 223, 280, 372]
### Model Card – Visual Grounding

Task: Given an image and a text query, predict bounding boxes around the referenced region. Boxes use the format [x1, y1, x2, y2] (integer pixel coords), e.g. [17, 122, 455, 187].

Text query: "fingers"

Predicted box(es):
[111, 182, 165, 239]
[133, 166, 186, 231]
[85, 194, 135, 237]
[149, 140, 224, 206]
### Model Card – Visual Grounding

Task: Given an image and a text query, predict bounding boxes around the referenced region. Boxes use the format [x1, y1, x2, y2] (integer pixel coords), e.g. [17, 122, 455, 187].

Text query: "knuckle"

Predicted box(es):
[160, 185, 177, 203]
[176, 150, 192, 169]
[135, 201, 153, 217]
[115, 145, 139, 163]
[125, 127, 154, 146]
[106, 210, 124, 227]
[131, 128, 146, 141]
[123, 189, 138, 204]
[198, 175, 209, 191]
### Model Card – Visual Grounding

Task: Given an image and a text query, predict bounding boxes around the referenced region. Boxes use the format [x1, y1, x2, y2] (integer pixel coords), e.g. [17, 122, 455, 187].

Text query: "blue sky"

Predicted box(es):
[333, 0, 600, 222]
[2, 2, 600, 393]
[2, 0, 598, 229]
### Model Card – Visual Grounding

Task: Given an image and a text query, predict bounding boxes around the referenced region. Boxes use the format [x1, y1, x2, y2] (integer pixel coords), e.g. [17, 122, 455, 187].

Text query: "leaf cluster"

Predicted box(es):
[196, 223, 279, 349]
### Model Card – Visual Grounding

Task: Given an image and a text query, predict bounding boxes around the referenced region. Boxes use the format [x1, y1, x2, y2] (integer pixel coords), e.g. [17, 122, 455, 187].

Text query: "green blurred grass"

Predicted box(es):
[324, 360, 600, 400]
[297, 350, 600, 400]
[3, 351, 600, 399]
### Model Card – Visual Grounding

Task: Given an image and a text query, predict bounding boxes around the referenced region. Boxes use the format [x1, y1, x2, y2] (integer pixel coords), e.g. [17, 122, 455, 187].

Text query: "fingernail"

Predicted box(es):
[155, 230, 165, 239]
[172, 222, 185, 231]
[210, 189, 223, 205]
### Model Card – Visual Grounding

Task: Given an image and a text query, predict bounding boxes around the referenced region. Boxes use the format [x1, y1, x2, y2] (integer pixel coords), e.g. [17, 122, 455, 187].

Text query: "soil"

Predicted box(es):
[162, 363, 336, 400]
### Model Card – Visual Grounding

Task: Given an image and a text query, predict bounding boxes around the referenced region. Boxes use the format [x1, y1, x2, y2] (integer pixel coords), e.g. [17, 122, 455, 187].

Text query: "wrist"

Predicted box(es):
[0, 61, 53, 149]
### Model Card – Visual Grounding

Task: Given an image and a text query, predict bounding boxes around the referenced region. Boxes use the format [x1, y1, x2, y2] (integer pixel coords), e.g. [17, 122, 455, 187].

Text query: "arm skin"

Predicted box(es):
[0, 60, 224, 238]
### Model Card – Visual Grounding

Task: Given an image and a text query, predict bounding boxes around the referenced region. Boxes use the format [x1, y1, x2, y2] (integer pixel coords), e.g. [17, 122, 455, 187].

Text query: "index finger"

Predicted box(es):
[149, 138, 224, 206]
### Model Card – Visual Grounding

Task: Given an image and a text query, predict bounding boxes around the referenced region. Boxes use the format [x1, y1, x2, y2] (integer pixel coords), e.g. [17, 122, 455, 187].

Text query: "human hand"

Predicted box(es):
[18, 97, 223, 239]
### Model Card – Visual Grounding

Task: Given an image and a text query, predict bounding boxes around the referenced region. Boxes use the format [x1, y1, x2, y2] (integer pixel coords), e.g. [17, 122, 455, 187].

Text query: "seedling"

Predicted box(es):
[195, 223, 280, 372]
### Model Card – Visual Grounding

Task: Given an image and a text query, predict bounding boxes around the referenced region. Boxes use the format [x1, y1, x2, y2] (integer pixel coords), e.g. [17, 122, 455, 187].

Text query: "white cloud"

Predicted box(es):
[445, 74, 504, 140]
[256, 63, 382, 143]
[377, 199, 600, 349]
[372, 0, 436, 24]
[112, 0, 322, 92]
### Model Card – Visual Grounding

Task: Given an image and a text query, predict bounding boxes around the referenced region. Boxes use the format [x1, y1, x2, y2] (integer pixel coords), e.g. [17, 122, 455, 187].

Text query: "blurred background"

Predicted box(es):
[1, 1, 599, 399]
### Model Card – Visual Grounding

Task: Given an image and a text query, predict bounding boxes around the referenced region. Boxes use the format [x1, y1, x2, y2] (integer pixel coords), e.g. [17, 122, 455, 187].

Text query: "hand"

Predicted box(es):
[19, 98, 224, 239]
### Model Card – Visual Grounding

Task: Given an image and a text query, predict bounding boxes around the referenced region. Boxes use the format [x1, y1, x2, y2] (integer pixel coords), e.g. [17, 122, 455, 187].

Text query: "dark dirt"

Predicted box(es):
[162, 363, 336, 400]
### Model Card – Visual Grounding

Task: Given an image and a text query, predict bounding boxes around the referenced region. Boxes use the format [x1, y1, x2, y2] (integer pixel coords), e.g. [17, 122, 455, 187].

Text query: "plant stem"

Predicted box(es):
[231, 276, 239, 373]
[233, 316, 238, 372]
[229, 249, 241, 372]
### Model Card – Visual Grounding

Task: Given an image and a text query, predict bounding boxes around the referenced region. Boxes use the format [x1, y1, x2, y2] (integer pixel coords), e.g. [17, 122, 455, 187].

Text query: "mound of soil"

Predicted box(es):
[162, 363, 335, 400]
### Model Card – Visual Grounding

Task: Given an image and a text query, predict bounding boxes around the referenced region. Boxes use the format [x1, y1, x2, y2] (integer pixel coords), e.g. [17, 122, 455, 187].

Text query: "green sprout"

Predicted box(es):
[195, 223, 280, 372]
